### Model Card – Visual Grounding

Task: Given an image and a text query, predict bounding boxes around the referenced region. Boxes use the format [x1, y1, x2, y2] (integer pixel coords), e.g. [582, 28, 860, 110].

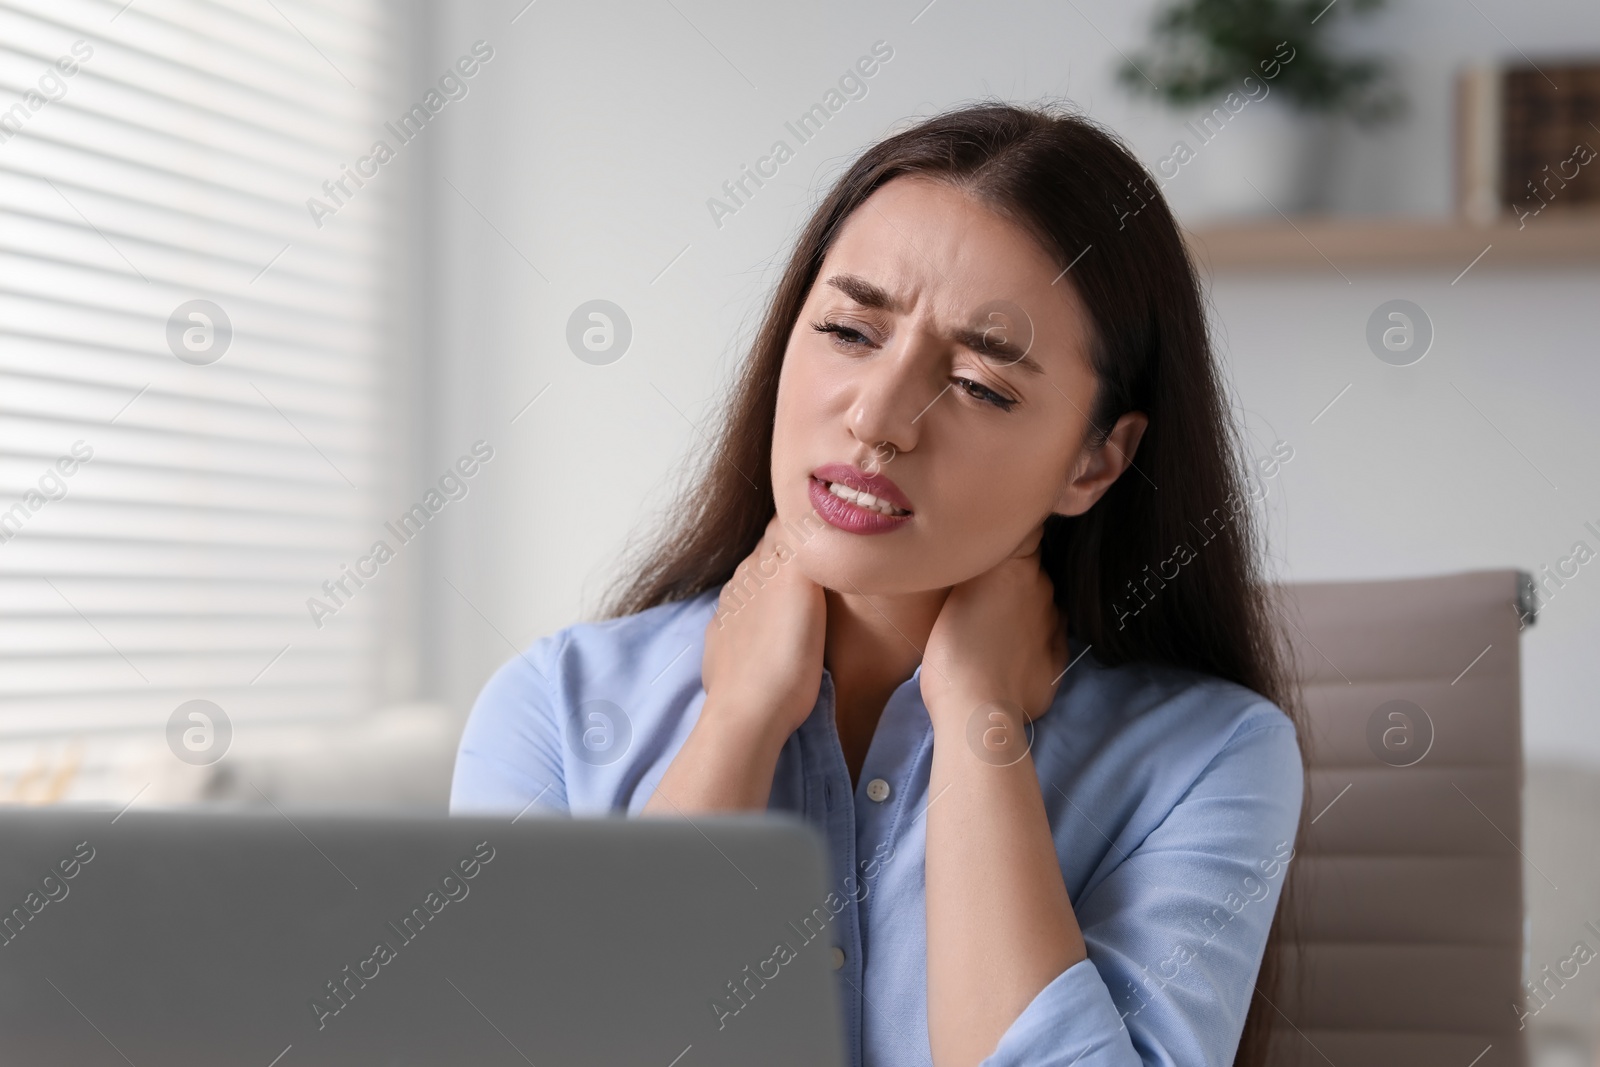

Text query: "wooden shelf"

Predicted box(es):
[1182, 210, 1600, 273]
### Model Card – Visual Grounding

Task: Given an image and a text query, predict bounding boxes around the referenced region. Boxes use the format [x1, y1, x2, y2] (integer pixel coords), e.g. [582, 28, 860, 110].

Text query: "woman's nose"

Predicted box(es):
[845, 334, 942, 454]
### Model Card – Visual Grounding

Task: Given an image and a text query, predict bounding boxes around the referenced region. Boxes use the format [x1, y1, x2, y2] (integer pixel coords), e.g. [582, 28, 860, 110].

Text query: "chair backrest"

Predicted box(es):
[1266, 569, 1529, 1067]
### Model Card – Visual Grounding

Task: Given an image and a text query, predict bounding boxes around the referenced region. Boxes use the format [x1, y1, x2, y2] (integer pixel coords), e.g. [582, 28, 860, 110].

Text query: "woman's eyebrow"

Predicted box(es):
[825, 272, 902, 312]
[948, 325, 1046, 375]
[823, 273, 1045, 376]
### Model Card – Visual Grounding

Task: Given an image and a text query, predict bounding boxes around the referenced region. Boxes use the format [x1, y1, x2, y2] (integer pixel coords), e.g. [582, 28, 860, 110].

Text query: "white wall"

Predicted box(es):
[413, 0, 1600, 768]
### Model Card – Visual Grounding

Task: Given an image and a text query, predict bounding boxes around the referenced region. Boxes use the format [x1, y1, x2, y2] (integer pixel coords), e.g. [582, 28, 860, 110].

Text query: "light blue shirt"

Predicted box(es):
[450, 588, 1303, 1067]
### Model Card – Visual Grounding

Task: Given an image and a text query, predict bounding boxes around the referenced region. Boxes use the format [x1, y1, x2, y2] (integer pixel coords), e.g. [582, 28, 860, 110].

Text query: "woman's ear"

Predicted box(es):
[1050, 411, 1149, 517]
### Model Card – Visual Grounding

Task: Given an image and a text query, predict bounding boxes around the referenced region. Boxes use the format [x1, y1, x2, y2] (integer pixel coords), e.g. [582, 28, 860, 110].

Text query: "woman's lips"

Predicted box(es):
[810, 463, 913, 512]
[808, 465, 913, 535]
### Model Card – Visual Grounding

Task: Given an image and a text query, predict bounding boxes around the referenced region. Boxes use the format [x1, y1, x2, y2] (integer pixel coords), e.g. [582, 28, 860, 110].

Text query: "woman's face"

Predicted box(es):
[770, 174, 1145, 595]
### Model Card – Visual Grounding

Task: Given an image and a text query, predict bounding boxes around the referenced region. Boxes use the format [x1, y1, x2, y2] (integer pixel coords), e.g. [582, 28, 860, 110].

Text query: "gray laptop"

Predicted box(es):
[0, 808, 848, 1067]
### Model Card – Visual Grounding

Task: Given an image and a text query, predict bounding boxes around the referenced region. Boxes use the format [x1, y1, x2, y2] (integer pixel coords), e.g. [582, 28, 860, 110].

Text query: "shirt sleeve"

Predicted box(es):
[981, 713, 1304, 1067]
[448, 633, 571, 818]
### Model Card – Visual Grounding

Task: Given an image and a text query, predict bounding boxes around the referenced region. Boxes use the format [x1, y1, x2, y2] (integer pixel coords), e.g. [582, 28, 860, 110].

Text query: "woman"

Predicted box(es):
[451, 101, 1306, 1067]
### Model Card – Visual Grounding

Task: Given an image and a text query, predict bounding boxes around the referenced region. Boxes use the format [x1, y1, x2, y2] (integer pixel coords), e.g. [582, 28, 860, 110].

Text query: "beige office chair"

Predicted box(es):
[1263, 569, 1531, 1067]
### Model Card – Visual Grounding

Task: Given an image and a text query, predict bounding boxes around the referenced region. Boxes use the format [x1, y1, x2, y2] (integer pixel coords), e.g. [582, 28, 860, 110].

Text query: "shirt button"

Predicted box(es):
[830, 946, 846, 970]
[865, 778, 891, 803]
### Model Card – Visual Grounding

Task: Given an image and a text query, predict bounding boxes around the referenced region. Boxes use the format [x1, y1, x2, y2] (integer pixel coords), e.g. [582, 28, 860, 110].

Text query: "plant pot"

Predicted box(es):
[1181, 98, 1336, 219]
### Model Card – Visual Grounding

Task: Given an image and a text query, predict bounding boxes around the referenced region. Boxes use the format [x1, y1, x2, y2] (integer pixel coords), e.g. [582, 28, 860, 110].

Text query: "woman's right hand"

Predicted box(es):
[644, 513, 826, 815]
[700, 513, 828, 742]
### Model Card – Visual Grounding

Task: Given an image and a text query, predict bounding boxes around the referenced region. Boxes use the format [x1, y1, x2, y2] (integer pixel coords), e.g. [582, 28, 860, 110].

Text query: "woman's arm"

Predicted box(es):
[641, 695, 792, 813]
[450, 634, 572, 816]
[973, 716, 1302, 1067]
[918, 530, 1301, 1067]
[923, 699, 1086, 1067]
[918, 527, 1084, 1066]
[643, 515, 827, 816]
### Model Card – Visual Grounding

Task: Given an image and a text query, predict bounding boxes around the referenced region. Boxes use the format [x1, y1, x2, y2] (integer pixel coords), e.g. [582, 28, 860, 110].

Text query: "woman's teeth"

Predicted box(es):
[825, 480, 908, 517]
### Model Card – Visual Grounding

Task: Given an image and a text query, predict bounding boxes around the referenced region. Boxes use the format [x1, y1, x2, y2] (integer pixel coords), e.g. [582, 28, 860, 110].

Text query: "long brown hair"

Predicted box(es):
[602, 99, 1307, 1067]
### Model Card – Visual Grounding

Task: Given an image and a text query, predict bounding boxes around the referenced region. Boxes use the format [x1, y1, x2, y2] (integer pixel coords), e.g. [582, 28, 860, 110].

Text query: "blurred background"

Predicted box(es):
[1, 0, 1597, 1061]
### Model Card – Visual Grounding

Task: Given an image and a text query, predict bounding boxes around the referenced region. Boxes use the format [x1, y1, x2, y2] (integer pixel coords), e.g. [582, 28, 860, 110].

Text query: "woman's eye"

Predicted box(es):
[810, 321, 1016, 411]
[810, 320, 872, 348]
[954, 377, 1017, 411]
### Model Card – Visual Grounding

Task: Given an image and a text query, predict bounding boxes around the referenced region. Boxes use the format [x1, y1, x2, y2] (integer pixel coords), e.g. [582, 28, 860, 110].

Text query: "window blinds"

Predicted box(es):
[0, 0, 401, 740]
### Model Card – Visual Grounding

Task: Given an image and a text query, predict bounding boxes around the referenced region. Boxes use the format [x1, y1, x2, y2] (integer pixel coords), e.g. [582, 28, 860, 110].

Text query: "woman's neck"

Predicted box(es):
[823, 585, 948, 784]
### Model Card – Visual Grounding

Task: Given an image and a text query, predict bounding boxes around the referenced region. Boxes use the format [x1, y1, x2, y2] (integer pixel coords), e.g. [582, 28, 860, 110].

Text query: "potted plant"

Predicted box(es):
[1118, 0, 1404, 216]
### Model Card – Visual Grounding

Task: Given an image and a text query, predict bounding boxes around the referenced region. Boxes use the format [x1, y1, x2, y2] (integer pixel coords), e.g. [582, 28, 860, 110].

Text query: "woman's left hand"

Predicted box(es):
[921, 524, 1086, 1067]
[920, 522, 1068, 730]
